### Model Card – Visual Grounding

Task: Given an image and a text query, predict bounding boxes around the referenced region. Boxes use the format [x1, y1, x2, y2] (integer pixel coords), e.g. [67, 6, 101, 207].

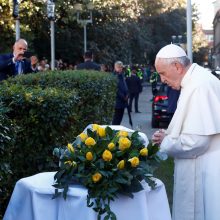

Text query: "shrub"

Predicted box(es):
[0, 70, 117, 217]
[5, 70, 117, 128]
[0, 102, 17, 219]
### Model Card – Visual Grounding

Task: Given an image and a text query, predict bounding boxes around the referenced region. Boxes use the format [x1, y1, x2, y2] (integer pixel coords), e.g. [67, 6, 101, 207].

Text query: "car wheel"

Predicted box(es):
[151, 117, 160, 128]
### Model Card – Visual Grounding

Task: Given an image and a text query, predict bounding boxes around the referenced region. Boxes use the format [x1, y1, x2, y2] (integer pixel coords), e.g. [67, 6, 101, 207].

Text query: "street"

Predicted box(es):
[121, 83, 167, 139]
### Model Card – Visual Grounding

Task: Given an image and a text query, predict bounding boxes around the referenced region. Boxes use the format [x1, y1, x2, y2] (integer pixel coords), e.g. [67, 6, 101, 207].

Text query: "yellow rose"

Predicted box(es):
[128, 157, 140, 167]
[67, 143, 74, 153]
[78, 133, 88, 142]
[102, 150, 113, 162]
[85, 137, 96, 146]
[72, 161, 77, 167]
[64, 160, 72, 166]
[117, 160, 125, 169]
[118, 130, 128, 137]
[118, 137, 131, 151]
[140, 148, 148, 156]
[97, 127, 106, 137]
[25, 92, 32, 101]
[92, 124, 100, 131]
[37, 97, 44, 103]
[92, 172, 102, 183]
[64, 160, 77, 167]
[108, 142, 115, 151]
[86, 152, 93, 161]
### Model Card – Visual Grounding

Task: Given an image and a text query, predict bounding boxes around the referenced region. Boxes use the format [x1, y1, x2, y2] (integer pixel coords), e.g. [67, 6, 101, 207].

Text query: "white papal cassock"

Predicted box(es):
[160, 63, 220, 220]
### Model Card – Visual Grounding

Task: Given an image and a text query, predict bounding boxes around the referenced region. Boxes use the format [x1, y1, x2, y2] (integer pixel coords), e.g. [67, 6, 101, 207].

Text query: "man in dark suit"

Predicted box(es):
[0, 38, 34, 81]
[167, 85, 180, 120]
[126, 66, 142, 113]
[112, 61, 129, 125]
[76, 51, 100, 71]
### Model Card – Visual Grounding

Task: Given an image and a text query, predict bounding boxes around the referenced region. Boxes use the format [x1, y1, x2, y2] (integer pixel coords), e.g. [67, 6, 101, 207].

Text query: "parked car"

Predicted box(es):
[151, 84, 171, 128]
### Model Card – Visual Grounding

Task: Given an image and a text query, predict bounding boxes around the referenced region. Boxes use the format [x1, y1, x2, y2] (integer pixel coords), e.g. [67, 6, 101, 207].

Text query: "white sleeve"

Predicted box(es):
[159, 134, 212, 159]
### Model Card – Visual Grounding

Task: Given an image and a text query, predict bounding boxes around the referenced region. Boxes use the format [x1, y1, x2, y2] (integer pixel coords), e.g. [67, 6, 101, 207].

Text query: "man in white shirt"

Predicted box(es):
[152, 44, 220, 220]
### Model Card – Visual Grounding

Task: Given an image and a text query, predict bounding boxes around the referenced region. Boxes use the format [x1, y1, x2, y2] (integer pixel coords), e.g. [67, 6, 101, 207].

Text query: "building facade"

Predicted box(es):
[213, 0, 220, 68]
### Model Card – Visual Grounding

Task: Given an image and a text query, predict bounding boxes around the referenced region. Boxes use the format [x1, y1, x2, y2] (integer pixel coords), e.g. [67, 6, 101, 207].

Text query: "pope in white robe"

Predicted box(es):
[152, 44, 220, 220]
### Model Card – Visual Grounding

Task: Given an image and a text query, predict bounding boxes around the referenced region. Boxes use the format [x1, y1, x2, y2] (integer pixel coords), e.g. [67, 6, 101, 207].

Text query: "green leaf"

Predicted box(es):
[52, 188, 62, 199]
[87, 128, 96, 139]
[77, 155, 86, 162]
[78, 163, 85, 173]
[54, 169, 66, 181]
[63, 185, 69, 200]
[129, 149, 139, 158]
[105, 126, 113, 137]
[87, 195, 94, 207]
[115, 176, 128, 184]
[130, 131, 139, 139]
[104, 214, 110, 220]
[127, 178, 143, 193]
[147, 141, 160, 157]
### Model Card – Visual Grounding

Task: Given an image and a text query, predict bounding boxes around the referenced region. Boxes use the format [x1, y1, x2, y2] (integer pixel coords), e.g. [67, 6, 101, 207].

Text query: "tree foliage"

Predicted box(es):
[0, 0, 208, 65]
[0, 0, 14, 52]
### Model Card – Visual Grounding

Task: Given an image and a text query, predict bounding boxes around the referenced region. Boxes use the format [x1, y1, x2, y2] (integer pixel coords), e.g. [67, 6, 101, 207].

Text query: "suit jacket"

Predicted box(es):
[0, 53, 33, 81]
[167, 86, 180, 114]
[113, 72, 128, 109]
[126, 73, 142, 94]
[76, 60, 100, 71]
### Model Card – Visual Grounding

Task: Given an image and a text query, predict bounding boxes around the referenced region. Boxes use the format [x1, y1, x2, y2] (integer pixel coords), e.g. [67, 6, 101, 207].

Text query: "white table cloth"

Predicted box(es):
[3, 172, 171, 220]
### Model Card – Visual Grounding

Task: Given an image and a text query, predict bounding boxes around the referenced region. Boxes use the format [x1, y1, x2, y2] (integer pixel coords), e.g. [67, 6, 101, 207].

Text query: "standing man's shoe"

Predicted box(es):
[135, 111, 141, 113]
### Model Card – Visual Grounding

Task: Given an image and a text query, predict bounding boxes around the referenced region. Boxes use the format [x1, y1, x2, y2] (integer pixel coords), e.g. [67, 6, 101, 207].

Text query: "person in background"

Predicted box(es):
[68, 63, 75, 70]
[0, 38, 34, 81]
[57, 58, 65, 70]
[126, 66, 142, 113]
[149, 66, 160, 98]
[37, 59, 50, 72]
[100, 64, 108, 72]
[146, 64, 151, 82]
[112, 61, 129, 125]
[124, 65, 131, 78]
[152, 44, 220, 220]
[76, 51, 100, 71]
[30, 55, 39, 73]
[136, 66, 143, 81]
[166, 85, 180, 121]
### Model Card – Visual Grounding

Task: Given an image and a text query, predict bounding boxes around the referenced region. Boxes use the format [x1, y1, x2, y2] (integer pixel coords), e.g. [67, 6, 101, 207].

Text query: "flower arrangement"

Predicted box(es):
[53, 125, 162, 220]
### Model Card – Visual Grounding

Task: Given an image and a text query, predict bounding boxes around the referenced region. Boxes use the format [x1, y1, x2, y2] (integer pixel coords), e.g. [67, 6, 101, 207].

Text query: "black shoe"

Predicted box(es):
[135, 111, 141, 113]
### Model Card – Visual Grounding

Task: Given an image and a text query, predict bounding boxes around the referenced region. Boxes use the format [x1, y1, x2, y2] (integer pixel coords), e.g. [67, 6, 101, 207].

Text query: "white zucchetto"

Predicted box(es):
[156, 44, 187, 58]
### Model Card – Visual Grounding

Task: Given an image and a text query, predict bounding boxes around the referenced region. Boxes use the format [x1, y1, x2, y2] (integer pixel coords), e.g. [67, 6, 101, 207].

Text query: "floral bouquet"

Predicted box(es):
[53, 124, 162, 220]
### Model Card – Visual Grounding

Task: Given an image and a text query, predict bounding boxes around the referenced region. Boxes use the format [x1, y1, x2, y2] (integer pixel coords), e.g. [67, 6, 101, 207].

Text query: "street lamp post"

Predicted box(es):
[13, 0, 20, 40]
[47, 0, 55, 70]
[74, 2, 94, 53]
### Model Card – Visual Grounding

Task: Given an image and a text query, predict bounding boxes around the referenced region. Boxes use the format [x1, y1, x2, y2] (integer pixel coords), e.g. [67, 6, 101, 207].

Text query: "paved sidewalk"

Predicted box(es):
[121, 84, 158, 139]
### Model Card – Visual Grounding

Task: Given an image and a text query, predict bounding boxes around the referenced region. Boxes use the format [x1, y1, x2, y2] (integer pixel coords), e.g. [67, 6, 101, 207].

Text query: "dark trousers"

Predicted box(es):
[151, 82, 158, 96]
[129, 93, 139, 112]
[112, 108, 125, 125]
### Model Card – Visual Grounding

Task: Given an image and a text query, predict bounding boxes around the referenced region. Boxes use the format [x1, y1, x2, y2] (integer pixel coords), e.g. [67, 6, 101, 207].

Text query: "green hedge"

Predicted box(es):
[0, 102, 17, 219]
[6, 70, 116, 127]
[0, 70, 117, 217]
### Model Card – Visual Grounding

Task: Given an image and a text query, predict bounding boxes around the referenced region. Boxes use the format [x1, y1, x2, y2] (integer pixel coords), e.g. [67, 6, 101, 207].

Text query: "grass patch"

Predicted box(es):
[154, 157, 174, 208]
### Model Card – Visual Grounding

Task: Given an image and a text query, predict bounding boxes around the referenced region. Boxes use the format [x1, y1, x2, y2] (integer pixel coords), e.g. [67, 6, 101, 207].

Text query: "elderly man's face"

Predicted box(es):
[13, 40, 27, 56]
[114, 65, 123, 73]
[155, 58, 183, 90]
